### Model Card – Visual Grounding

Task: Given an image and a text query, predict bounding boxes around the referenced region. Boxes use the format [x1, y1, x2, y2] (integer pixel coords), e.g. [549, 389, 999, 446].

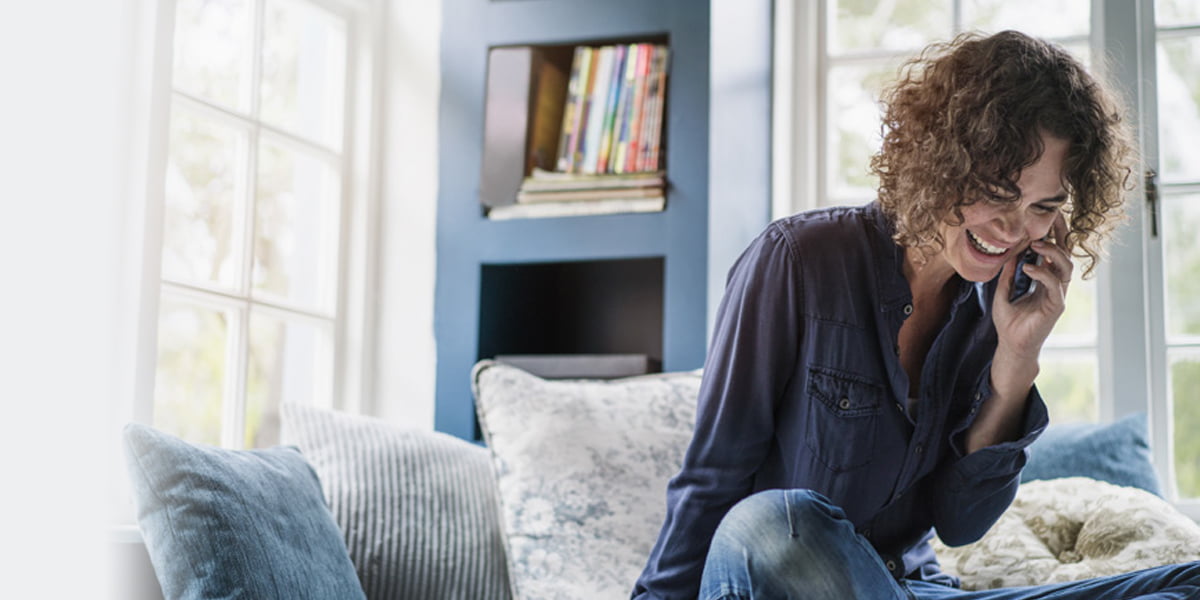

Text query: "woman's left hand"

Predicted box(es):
[992, 213, 1074, 362]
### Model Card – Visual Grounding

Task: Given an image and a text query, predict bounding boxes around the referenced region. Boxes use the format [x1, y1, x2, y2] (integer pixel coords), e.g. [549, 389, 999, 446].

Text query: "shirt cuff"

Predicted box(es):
[946, 366, 1049, 486]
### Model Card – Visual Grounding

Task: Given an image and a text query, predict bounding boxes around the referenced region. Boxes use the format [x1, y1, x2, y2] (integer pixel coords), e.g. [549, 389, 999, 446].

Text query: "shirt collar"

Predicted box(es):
[865, 201, 983, 315]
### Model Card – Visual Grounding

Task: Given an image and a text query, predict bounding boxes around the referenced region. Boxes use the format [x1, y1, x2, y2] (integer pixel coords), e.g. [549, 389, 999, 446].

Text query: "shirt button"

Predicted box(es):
[975, 392, 982, 401]
[894, 344, 901, 356]
[915, 444, 924, 455]
[839, 397, 851, 410]
[903, 303, 913, 315]
[886, 560, 898, 572]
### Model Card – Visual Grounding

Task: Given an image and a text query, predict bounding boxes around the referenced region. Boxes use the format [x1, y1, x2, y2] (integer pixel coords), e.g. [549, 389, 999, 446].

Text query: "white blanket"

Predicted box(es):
[932, 477, 1200, 590]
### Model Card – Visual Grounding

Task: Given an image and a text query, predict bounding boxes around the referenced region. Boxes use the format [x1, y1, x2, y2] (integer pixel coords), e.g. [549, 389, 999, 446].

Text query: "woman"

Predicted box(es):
[631, 31, 1199, 599]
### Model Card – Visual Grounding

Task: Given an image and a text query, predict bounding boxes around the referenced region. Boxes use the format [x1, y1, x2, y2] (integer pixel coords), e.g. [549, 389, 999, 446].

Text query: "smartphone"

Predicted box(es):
[1008, 243, 1045, 303]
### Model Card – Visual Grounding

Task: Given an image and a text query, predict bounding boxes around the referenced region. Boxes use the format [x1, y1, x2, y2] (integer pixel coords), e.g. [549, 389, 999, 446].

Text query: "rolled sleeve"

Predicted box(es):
[932, 368, 1048, 547]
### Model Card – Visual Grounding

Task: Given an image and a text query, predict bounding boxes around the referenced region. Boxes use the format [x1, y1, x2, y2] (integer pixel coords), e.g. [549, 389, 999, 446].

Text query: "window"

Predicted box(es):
[141, 0, 376, 449]
[776, 0, 1200, 513]
[1155, 0, 1200, 500]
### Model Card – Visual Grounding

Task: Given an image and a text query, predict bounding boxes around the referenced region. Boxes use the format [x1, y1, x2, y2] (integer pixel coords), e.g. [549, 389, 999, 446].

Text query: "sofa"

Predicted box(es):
[123, 361, 1200, 599]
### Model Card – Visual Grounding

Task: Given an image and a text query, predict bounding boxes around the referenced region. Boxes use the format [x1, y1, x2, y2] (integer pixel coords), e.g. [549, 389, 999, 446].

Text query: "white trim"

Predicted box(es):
[771, 0, 794, 220]
[162, 279, 336, 321]
[130, 0, 179, 428]
[338, 0, 385, 416]
[173, 90, 344, 165]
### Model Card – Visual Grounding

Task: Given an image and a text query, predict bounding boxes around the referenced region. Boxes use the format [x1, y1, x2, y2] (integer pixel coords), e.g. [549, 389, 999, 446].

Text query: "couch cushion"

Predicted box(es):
[281, 403, 511, 600]
[471, 360, 701, 600]
[933, 477, 1200, 590]
[122, 423, 365, 600]
[1022, 412, 1162, 496]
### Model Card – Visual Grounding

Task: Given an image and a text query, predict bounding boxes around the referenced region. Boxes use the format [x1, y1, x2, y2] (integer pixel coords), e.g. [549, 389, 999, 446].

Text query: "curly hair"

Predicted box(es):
[869, 30, 1137, 277]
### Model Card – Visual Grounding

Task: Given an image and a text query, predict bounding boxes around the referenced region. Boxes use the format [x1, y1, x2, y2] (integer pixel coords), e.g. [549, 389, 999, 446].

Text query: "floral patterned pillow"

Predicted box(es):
[471, 361, 701, 600]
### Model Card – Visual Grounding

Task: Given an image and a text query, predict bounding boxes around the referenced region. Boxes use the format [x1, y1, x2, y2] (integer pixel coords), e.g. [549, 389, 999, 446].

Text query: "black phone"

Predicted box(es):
[1008, 243, 1045, 303]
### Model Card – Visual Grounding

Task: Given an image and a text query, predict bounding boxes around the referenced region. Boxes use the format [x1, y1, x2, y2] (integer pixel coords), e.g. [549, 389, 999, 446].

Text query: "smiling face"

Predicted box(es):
[934, 133, 1070, 283]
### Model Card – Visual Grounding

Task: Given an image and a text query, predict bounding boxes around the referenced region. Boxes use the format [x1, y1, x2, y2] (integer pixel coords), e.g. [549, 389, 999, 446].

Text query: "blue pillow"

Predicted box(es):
[1021, 412, 1162, 497]
[123, 424, 366, 600]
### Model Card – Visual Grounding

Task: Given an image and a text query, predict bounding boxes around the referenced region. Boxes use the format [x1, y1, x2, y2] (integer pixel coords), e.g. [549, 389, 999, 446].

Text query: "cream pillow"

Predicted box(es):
[934, 477, 1200, 590]
[471, 361, 700, 600]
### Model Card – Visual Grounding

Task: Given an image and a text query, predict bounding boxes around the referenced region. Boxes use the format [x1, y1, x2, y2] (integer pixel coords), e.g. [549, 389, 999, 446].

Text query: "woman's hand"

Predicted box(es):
[966, 213, 1072, 453]
[992, 212, 1074, 365]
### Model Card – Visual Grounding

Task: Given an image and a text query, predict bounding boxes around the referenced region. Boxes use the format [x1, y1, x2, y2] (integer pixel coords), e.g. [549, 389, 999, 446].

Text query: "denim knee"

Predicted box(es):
[708, 489, 850, 572]
[702, 489, 889, 600]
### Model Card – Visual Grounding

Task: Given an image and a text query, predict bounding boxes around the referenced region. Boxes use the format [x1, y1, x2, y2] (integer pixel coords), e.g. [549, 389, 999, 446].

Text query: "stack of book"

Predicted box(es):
[488, 169, 665, 220]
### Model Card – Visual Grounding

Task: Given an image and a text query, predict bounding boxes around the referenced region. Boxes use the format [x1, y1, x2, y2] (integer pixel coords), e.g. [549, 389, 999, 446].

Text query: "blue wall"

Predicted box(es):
[435, 0, 770, 440]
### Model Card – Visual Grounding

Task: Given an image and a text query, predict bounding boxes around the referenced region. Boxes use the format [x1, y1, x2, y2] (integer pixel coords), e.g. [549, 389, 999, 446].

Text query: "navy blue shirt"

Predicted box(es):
[632, 203, 1048, 599]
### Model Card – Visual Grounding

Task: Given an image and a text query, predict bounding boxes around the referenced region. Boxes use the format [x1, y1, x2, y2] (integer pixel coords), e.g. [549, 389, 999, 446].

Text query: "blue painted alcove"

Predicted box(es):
[435, 0, 771, 440]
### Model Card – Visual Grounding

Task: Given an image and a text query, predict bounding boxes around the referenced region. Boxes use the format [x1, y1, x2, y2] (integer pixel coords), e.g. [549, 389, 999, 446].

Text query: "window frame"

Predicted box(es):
[131, 0, 382, 449]
[775, 0, 1197, 517]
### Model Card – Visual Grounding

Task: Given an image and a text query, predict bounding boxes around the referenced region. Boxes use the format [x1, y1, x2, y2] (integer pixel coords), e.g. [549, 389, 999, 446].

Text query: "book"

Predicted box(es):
[568, 47, 599, 173]
[624, 44, 653, 173]
[645, 45, 670, 172]
[516, 186, 664, 204]
[639, 45, 669, 172]
[487, 195, 666, 220]
[555, 47, 587, 172]
[581, 45, 614, 174]
[519, 169, 665, 192]
[612, 43, 642, 174]
[596, 44, 627, 174]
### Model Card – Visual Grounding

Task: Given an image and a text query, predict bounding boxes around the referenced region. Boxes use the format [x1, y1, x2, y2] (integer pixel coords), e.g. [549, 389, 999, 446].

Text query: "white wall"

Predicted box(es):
[0, 1, 144, 595]
[371, 0, 442, 429]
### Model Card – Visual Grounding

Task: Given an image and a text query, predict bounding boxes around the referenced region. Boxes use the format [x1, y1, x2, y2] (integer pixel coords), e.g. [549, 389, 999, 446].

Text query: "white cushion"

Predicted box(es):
[471, 360, 700, 600]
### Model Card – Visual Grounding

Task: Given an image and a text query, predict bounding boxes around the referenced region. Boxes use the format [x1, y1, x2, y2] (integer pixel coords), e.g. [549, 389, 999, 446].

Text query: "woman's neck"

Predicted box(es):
[902, 246, 957, 300]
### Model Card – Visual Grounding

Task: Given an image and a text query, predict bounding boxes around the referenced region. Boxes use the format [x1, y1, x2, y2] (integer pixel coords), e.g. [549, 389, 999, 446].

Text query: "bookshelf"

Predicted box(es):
[480, 40, 671, 219]
[435, 0, 772, 441]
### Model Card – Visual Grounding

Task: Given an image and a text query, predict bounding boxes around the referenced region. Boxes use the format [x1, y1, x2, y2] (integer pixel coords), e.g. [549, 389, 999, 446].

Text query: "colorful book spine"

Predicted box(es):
[556, 47, 586, 173]
[580, 45, 614, 174]
[596, 44, 627, 174]
[624, 43, 652, 173]
[646, 46, 670, 172]
[568, 47, 597, 173]
[638, 45, 668, 172]
[612, 43, 641, 174]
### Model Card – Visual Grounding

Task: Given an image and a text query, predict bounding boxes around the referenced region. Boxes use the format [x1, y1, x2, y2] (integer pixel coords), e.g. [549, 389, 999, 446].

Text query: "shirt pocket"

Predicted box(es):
[805, 366, 884, 473]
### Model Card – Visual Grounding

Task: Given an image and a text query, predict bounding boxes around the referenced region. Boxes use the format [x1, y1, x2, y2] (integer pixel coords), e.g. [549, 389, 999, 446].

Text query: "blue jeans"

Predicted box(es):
[700, 489, 1200, 600]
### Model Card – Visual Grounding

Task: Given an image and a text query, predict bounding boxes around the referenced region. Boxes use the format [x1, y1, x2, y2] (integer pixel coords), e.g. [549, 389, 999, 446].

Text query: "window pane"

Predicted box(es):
[254, 138, 341, 312]
[162, 108, 247, 290]
[1164, 194, 1200, 337]
[1036, 350, 1099, 424]
[1170, 351, 1200, 498]
[246, 313, 333, 448]
[153, 299, 230, 445]
[827, 60, 900, 203]
[1158, 0, 1200, 28]
[1048, 274, 1095, 343]
[961, 1, 1089, 39]
[830, 0, 950, 54]
[173, 0, 252, 111]
[1156, 37, 1200, 184]
[260, 0, 347, 149]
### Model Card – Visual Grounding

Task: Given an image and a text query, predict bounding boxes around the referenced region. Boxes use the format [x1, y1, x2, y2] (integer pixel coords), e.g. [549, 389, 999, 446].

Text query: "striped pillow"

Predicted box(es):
[281, 404, 511, 600]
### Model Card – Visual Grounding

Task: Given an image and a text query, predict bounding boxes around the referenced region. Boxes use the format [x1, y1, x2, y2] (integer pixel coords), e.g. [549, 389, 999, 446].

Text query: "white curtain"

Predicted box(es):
[0, 1, 156, 596]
